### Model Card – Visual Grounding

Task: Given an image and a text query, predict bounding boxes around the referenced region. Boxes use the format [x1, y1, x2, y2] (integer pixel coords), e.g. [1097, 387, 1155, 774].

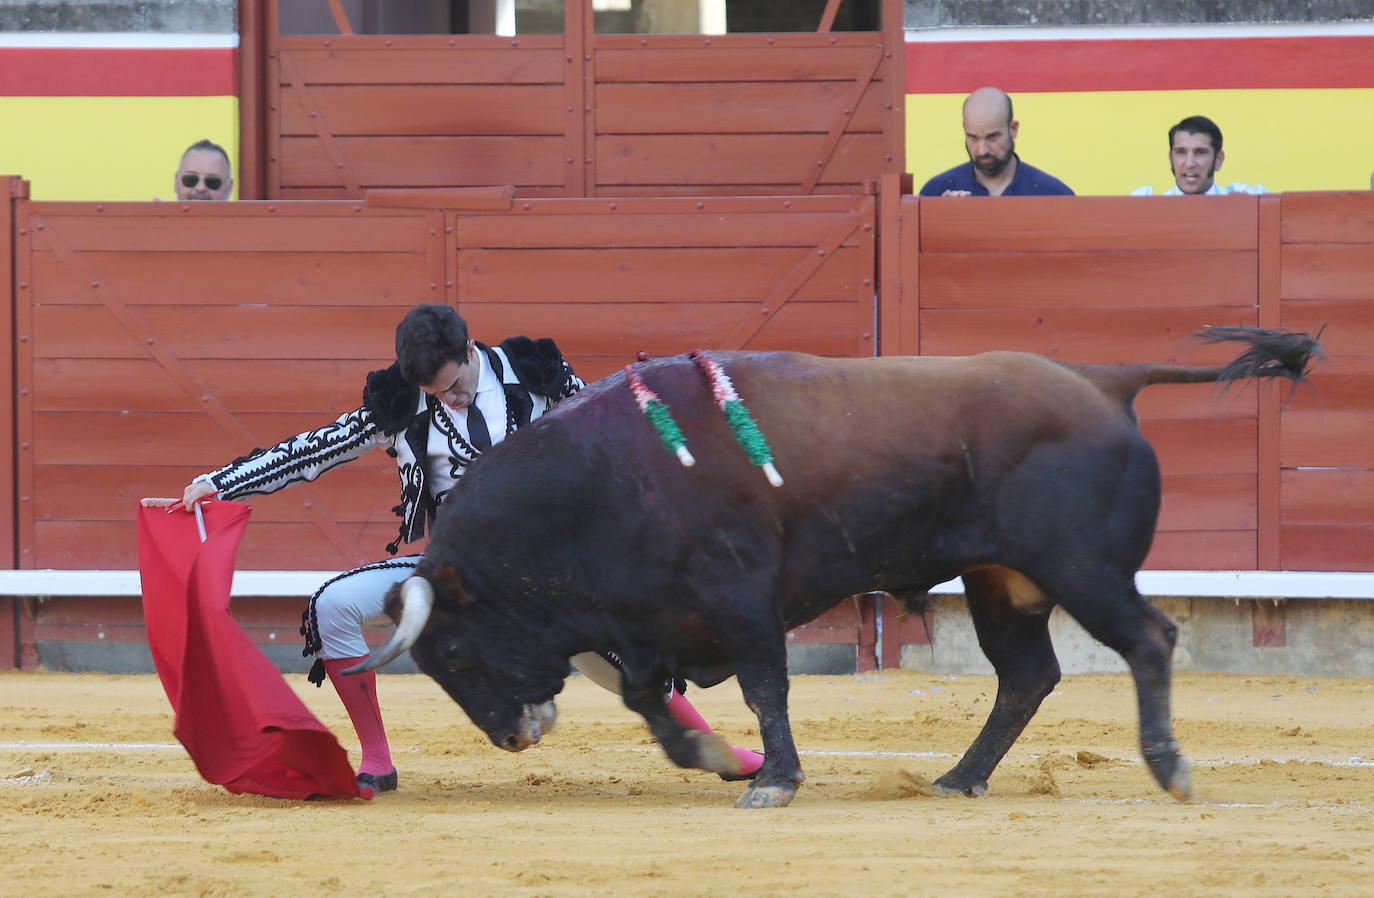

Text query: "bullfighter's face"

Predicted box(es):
[419, 341, 481, 411]
[409, 611, 566, 753]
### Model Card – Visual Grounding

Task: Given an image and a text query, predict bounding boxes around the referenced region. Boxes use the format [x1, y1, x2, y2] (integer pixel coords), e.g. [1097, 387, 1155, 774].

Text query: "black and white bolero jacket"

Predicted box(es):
[200, 337, 584, 554]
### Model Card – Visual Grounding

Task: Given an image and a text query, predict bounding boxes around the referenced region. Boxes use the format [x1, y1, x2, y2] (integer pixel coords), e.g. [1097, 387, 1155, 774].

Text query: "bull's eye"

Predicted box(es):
[443, 643, 462, 673]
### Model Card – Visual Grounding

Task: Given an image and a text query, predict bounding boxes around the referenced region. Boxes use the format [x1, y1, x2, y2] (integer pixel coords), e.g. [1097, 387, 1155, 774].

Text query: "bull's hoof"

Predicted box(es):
[733, 782, 796, 809]
[1143, 739, 1192, 801]
[930, 778, 987, 797]
[1166, 755, 1193, 801]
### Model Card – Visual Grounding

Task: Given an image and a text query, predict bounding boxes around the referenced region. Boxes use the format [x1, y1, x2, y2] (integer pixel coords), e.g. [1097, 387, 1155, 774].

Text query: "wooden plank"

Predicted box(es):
[1281, 244, 1374, 300]
[280, 84, 567, 136]
[457, 247, 867, 303]
[1281, 410, 1374, 469]
[1281, 469, 1374, 525]
[876, 175, 911, 356]
[1156, 473, 1256, 532]
[32, 359, 383, 412]
[280, 50, 364, 199]
[30, 251, 435, 305]
[238, 0, 266, 199]
[279, 136, 567, 188]
[1280, 525, 1374, 572]
[918, 251, 1258, 310]
[595, 81, 888, 134]
[1279, 191, 1374, 244]
[29, 414, 398, 466]
[33, 464, 395, 521]
[1279, 366, 1374, 414]
[919, 196, 1259, 253]
[32, 305, 409, 359]
[280, 46, 567, 85]
[477, 195, 867, 215]
[32, 520, 404, 569]
[1143, 530, 1257, 571]
[460, 300, 865, 358]
[919, 306, 1258, 364]
[29, 212, 430, 253]
[0, 181, 18, 569]
[457, 209, 864, 249]
[366, 187, 515, 211]
[594, 45, 892, 82]
[593, 133, 884, 186]
[1257, 194, 1282, 569]
[31, 412, 397, 466]
[1134, 386, 1257, 422]
[593, 183, 872, 198]
[1142, 419, 1257, 476]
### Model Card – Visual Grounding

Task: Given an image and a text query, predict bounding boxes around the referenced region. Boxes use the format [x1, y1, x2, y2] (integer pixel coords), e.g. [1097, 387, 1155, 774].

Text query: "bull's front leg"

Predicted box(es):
[620, 678, 744, 779]
[727, 650, 803, 809]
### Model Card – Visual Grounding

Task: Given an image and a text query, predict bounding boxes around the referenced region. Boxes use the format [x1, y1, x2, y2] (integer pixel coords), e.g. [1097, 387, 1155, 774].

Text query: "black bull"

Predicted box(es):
[352, 327, 1320, 808]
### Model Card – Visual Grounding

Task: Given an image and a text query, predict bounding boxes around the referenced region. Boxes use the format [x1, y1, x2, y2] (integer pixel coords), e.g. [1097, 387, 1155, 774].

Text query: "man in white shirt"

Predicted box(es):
[1131, 115, 1266, 196]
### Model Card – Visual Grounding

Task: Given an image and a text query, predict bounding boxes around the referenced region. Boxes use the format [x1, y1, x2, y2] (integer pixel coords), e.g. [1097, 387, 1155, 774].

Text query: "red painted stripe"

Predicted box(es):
[0, 47, 236, 96]
[906, 36, 1374, 93]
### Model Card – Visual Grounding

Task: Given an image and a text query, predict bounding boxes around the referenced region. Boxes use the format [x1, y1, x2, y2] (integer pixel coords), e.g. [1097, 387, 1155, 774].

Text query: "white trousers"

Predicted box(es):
[307, 555, 607, 684]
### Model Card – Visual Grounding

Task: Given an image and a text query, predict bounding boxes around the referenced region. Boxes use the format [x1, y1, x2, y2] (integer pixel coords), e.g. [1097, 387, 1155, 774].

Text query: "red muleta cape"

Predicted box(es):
[135, 500, 359, 800]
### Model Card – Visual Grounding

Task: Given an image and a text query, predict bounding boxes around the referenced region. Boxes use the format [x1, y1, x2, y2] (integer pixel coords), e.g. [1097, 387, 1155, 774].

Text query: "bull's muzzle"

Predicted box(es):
[501, 700, 558, 751]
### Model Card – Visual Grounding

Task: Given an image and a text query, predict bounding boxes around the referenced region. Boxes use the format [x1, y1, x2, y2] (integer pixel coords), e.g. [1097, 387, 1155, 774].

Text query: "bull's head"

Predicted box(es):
[344, 575, 569, 752]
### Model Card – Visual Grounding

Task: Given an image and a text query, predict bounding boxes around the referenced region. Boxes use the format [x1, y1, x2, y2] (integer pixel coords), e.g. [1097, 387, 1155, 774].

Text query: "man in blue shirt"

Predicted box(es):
[919, 87, 1074, 197]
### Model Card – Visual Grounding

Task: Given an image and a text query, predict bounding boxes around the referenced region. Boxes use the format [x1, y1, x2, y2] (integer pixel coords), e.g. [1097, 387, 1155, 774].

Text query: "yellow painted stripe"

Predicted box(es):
[906, 89, 1374, 196]
[1, 96, 239, 200]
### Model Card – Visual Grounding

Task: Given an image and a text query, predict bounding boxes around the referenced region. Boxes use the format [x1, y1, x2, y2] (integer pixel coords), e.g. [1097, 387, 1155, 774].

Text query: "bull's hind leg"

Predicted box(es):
[934, 567, 1062, 797]
[1051, 573, 1191, 800]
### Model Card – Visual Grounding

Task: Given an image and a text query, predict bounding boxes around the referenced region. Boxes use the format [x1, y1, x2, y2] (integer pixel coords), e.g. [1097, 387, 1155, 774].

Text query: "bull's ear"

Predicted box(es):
[430, 564, 475, 606]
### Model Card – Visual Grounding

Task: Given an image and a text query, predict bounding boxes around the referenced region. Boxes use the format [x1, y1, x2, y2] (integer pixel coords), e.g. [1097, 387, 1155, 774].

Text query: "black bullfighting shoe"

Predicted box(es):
[356, 769, 398, 799]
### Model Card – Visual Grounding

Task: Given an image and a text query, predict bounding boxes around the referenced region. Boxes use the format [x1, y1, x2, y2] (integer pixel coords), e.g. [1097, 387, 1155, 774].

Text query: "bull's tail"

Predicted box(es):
[1073, 326, 1323, 415]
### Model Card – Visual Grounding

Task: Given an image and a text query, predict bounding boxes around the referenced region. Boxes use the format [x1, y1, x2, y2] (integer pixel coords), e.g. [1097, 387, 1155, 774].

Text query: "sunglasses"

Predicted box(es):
[180, 173, 224, 190]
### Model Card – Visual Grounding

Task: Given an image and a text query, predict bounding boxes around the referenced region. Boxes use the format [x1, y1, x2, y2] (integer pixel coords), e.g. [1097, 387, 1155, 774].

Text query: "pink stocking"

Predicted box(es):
[323, 657, 394, 777]
[665, 688, 763, 776]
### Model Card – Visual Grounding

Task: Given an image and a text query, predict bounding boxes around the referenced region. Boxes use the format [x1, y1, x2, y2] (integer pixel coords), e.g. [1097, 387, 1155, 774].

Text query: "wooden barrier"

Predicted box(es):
[4, 184, 1372, 670]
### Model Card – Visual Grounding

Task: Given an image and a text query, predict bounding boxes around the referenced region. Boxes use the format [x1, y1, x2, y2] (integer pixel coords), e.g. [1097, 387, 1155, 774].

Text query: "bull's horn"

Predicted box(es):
[341, 576, 434, 675]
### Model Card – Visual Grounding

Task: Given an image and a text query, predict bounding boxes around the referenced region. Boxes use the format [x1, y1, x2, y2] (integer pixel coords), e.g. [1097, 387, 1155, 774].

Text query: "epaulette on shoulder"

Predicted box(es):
[499, 336, 566, 396]
[362, 363, 420, 435]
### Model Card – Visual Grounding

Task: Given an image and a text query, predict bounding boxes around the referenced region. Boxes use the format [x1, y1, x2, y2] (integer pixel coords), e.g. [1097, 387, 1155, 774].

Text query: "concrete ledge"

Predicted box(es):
[5, 569, 1373, 598]
[904, 594, 1374, 678]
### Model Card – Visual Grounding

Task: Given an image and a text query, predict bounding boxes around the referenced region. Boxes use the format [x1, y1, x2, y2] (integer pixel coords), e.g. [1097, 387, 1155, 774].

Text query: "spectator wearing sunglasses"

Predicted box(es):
[175, 139, 233, 201]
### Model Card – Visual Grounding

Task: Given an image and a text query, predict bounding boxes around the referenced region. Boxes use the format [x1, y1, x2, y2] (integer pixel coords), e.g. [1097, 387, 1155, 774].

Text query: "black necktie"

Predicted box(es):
[466, 401, 492, 451]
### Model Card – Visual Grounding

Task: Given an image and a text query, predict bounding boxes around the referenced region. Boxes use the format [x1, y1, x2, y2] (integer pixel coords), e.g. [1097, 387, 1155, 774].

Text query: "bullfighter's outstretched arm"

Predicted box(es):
[192, 404, 396, 503]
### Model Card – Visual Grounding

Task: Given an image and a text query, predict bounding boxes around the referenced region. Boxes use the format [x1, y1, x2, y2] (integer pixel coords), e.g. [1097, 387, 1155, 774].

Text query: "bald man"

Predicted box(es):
[919, 87, 1073, 197]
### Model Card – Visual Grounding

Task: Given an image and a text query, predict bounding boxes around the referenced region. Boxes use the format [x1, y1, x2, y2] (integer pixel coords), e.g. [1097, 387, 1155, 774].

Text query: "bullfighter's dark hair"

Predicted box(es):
[395, 303, 471, 385]
[1168, 115, 1223, 153]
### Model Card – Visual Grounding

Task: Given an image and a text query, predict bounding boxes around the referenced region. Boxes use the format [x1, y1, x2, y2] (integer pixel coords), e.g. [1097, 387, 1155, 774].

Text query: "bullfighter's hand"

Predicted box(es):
[941, 189, 973, 197]
[140, 479, 218, 512]
[177, 478, 219, 511]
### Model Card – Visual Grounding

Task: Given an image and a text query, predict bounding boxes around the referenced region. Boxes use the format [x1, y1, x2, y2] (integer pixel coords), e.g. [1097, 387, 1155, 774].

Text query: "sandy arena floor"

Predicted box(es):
[2, 668, 1372, 897]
